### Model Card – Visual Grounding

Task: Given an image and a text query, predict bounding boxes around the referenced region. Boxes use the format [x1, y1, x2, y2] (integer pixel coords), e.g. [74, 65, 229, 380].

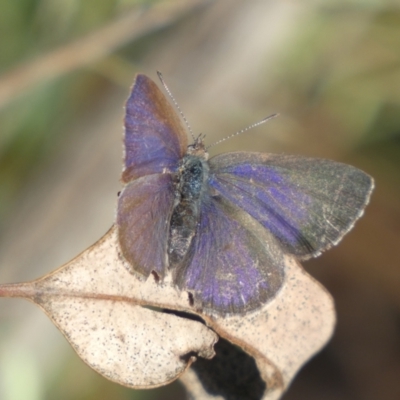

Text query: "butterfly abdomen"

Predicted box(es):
[168, 154, 209, 268]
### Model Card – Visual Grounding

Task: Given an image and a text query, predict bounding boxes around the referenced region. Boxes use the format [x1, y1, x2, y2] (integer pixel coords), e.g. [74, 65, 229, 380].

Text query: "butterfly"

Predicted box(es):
[117, 74, 374, 317]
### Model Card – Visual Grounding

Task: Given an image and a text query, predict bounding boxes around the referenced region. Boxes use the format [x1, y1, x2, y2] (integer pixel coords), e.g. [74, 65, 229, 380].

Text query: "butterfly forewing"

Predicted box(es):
[174, 195, 285, 316]
[122, 74, 188, 182]
[209, 152, 374, 260]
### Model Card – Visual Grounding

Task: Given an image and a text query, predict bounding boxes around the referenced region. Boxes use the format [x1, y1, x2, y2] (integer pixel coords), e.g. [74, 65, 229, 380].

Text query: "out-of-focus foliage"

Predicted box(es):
[0, 1, 399, 400]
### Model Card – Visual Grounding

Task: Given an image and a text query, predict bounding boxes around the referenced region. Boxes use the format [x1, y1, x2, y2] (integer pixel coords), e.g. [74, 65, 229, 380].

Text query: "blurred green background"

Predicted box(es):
[0, 1, 399, 399]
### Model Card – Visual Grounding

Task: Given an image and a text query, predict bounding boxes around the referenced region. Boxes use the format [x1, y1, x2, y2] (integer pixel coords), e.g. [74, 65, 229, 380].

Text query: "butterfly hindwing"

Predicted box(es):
[174, 195, 285, 316]
[117, 173, 175, 279]
[208, 152, 374, 260]
[123, 74, 188, 182]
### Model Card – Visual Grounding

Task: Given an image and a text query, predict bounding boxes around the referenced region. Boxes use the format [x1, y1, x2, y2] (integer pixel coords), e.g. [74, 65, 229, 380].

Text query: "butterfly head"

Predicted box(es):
[187, 133, 208, 160]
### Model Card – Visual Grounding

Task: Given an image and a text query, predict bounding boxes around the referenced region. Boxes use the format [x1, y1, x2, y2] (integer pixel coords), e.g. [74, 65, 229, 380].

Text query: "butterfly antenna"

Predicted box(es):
[206, 113, 279, 150]
[157, 71, 195, 141]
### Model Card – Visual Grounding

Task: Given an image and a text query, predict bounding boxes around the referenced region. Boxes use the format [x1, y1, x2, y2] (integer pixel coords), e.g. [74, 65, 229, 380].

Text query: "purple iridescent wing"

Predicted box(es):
[117, 173, 175, 279]
[122, 74, 188, 183]
[118, 74, 187, 277]
[174, 196, 285, 316]
[208, 152, 374, 260]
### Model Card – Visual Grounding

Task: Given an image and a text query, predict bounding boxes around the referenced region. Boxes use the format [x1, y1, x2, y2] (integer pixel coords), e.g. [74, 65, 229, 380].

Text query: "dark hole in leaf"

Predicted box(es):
[117, 191, 121, 197]
[189, 337, 266, 400]
[140, 306, 208, 327]
[163, 309, 207, 325]
[142, 305, 167, 313]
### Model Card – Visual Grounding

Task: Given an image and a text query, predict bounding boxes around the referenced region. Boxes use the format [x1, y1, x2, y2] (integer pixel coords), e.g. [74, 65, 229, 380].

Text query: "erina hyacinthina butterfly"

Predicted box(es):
[117, 73, 374, 317]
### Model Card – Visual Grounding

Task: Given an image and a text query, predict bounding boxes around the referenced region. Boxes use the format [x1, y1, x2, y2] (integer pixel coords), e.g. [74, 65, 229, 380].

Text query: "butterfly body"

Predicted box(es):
[168, 147, 209, 269]
[117, 74, 374, 317]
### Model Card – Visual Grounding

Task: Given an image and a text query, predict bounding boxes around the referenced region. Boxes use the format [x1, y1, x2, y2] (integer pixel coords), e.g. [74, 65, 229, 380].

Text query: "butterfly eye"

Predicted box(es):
[189, 164, 200, 174]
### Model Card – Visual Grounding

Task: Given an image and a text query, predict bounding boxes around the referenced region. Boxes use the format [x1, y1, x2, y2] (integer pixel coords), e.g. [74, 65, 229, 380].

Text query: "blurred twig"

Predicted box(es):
[0, 0, 210, 110]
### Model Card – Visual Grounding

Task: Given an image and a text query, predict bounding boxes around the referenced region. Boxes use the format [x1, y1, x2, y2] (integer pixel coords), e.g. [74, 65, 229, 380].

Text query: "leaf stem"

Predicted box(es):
[0, 282, 36, 299]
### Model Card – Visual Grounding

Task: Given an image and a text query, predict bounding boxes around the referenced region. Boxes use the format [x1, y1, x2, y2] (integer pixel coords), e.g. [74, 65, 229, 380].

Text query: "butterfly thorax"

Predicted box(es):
[168, 146, 209, 269]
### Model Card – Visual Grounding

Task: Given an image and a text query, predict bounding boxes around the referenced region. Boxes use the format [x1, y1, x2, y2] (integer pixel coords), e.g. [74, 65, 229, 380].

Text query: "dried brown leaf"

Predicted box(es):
[0, 227, 218, 388]
[0, 226, 335, 398]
